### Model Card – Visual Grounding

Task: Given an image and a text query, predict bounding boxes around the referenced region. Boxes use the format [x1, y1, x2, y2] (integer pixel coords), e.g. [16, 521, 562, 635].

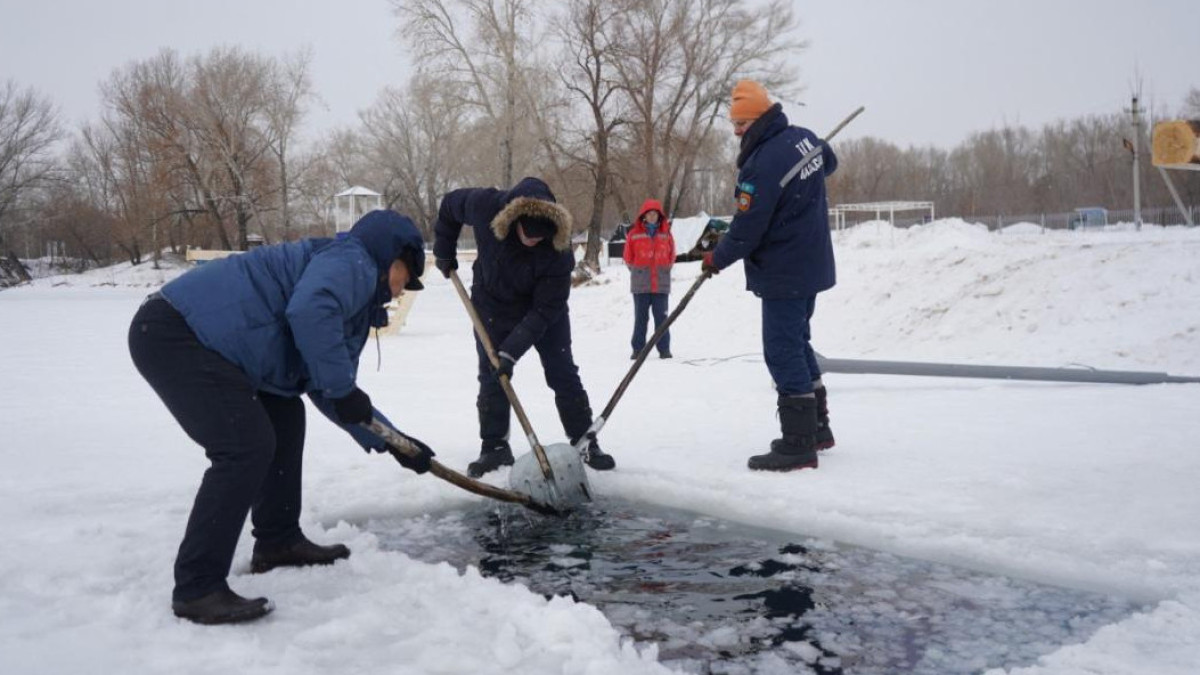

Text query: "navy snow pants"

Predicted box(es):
[129, 296, 306, 602]
[761, 295, 822, 397]
[631, 292, 671, 356]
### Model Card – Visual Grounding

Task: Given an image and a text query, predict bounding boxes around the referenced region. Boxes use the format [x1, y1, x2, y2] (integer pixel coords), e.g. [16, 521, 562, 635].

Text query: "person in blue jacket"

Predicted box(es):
[128, 210, 434, 625]
[701, 80, 839, 472]
[432, 177, 615, 476]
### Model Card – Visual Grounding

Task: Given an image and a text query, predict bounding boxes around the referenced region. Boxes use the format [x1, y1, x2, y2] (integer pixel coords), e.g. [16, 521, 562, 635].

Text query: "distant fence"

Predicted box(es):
[831, 205, 1195, 231]
[968, 206, 1195, 231]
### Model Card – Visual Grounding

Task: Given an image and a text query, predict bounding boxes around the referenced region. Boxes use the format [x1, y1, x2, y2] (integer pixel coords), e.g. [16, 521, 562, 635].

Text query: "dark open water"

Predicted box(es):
[374, 498, 1141, 674]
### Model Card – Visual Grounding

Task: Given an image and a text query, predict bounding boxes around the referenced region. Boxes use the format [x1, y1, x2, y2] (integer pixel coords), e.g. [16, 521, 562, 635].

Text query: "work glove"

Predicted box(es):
[701, 252, 720, 275]
[495, 351, 516, 380]
[434, 257, 458, 279]
[384, 432, 436, 474]
[333, 388, 373, 425]
[697, 229, 722, 251]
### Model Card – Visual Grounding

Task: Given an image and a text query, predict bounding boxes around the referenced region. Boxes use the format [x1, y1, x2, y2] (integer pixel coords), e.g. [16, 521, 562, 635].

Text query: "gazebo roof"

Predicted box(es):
[334, 185, 381, 197]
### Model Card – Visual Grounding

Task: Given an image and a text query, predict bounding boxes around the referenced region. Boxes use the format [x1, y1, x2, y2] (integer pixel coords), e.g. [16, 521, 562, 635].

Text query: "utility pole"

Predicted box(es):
[1129, 95, 1143, 230]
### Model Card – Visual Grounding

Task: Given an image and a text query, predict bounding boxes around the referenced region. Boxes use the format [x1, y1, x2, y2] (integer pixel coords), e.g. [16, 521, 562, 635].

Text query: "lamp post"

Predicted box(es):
[1129, 95, 1144, 230]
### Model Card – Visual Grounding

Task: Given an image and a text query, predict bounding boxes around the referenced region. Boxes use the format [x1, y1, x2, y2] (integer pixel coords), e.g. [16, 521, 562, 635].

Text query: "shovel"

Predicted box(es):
[447, 270, 592, 511]
[366, 418, 561, 516]
[572, 270, 714, 455]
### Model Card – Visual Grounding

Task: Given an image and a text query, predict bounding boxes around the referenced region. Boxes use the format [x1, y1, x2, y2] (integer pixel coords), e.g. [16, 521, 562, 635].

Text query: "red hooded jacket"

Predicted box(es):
[622, 199, 675, 294]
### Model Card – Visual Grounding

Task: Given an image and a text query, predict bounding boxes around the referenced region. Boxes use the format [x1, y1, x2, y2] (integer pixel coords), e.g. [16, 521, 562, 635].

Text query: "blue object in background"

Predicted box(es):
[1069, 207, 1108, 229]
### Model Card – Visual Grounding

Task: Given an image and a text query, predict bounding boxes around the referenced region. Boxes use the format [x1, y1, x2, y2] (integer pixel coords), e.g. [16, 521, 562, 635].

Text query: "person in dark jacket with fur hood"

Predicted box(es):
[129, 210, 435, 625]
[702, 80, 839, 472]
[433, 177, 615, 476]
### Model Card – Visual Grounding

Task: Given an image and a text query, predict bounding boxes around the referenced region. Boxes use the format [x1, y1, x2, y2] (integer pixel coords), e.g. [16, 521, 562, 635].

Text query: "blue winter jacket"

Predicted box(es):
[711, 104, 838, 298]
[160, 210, 426, 450]
[433, 177, 575, 360]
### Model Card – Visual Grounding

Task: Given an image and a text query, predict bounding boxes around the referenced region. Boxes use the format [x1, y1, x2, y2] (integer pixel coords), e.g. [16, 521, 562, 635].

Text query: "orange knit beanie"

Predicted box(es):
[730, 80, 771, 120]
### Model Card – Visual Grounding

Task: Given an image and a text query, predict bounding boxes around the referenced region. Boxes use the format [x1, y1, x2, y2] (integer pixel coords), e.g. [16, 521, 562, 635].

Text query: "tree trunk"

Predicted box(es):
[237, 208, 252, 251]
[501, 60, 516, 187]
[278, 148, 292, 241]
[584, 156, 608, 271]
[2, 251, 32, 283]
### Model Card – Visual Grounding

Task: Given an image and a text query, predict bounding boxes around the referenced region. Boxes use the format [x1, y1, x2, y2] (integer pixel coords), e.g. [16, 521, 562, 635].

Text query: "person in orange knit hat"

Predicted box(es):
[700, 79, 840, 471]
[729, 79, 773, 127]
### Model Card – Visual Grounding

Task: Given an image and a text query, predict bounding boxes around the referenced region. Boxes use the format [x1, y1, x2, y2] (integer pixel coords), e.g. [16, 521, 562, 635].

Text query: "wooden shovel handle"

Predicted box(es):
[367, 419, 559, 516]
[446, 270, 556, 483]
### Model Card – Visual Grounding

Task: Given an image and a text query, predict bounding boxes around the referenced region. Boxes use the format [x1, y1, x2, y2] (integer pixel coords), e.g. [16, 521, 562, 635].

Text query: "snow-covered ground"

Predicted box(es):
[1, 219, 1198, 674]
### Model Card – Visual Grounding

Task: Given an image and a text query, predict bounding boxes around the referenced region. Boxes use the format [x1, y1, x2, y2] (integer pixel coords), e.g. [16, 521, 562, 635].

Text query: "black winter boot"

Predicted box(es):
[172, 587, 273, 625]
[580, 437, 616, 471]
[467, 440, 515, 478]
[251, 535, 350, 573]
[557, 394, 616, 471]
[748, 395, 819, 472]
[814, 385, 835, 451]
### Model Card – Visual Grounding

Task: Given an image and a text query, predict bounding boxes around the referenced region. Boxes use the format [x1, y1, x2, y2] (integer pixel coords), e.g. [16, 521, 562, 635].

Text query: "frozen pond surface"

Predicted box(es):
[374, 498, 1142, 674]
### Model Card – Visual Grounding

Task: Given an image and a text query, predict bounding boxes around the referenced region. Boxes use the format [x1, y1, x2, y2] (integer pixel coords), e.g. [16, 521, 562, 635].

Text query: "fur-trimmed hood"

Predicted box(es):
[490, 177, 574, 252]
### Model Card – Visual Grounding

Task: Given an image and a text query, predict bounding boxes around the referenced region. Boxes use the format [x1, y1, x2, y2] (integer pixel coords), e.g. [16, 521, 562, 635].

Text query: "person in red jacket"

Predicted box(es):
[622, 199, 676, 359]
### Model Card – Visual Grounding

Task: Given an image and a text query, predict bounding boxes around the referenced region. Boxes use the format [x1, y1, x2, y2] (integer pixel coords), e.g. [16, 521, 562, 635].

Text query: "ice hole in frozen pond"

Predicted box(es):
[373, 498, 1143, 675]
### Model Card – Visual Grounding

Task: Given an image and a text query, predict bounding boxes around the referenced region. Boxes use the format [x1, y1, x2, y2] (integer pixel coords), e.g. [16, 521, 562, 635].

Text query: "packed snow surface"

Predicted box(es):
[1, 219, 1198, 674]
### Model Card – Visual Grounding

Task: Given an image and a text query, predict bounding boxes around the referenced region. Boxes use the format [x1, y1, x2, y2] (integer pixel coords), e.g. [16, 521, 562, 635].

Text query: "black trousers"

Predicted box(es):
[129, 297, 306, 602]
[474, 308, 591, 444]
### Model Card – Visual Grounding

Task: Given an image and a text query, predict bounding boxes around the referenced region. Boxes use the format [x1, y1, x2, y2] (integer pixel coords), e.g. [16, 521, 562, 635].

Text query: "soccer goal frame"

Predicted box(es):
[829, 201, 935, 230]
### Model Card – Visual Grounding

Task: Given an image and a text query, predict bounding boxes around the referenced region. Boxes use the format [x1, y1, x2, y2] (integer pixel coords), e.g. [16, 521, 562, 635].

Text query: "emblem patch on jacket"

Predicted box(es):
[735, 182, 756, 212]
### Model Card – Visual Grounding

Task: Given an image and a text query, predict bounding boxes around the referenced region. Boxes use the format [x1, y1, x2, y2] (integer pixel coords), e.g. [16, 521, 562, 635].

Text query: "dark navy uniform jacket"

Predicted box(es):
[433, 177, 575, 360]
[712, 104, 839, 298]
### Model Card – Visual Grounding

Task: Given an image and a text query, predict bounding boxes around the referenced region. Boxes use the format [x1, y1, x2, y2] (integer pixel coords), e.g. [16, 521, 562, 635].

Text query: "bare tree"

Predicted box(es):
[97, 47, 312, 252]
[188, 47, 281, 249]
[611, 0, 801, 212]
[360, 75, 471, 233]
[317, 128, 376, 188]
[824, 107, 1200, 227]
[1183, 87, 1200, 118]
[101, 50, 233, 249]
[531, 0, 797, 271]
[394, 0, 539, 186]
[0, 80, 63, 265]
[295, 127, 396, 237]
[71, 109, 188, 266]
[284, 142, 345, 237]
[263, 49, 315, 241]
[553, 0, 627, 272]
[74, 120, 146, 264]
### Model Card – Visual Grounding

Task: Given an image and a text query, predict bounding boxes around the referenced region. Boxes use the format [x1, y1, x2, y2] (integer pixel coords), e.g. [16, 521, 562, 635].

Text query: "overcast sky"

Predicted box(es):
[2, 0, 1197, 149]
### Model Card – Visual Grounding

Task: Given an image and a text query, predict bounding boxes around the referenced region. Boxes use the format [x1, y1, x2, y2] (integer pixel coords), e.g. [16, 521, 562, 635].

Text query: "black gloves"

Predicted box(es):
[701, 252, 720, 275]
[435, 257, 458, 279]
[385, 432, 435, 474]
[333, 388, 373, 425]
[496, 351, 516, 380]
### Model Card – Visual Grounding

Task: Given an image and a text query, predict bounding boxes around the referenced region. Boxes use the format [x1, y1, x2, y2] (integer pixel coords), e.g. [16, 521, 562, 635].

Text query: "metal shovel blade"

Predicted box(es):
[508, 443, 592, 510]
